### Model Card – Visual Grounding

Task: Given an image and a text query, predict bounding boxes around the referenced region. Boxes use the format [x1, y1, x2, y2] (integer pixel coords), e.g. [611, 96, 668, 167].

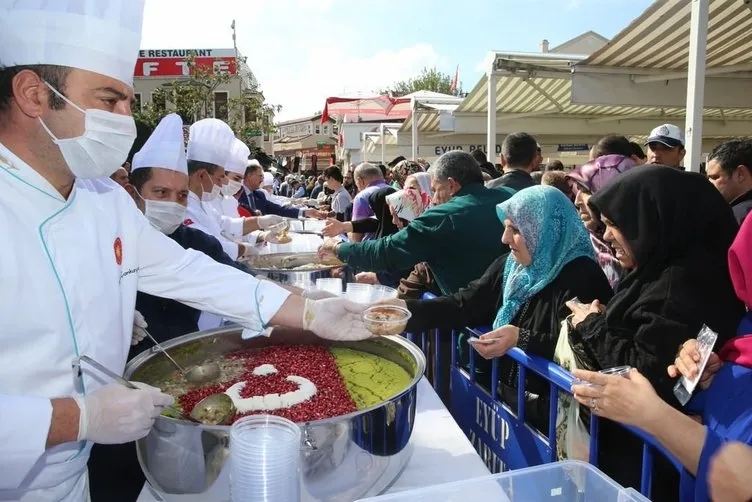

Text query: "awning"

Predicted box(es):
[321, 90, 457, 123]
[400, 103, 461, 133]
[582, 0, 752, 70]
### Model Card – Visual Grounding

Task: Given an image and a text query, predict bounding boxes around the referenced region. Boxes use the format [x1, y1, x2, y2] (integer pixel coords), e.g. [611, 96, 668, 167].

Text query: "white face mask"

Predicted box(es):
[201, 182, 221, 202]
[144, 199, 186, 235]
[222, 179, 243, 197]
[38, 82, 136, 179]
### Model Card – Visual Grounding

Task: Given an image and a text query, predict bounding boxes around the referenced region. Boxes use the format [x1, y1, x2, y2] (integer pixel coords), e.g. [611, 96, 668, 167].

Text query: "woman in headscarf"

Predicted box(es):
[566, 135, 638, 290]
[571, 212, 752, 502]
[390, 185, 613, 426]
[390, 172, 439, 299]
[390, 159, 424, 189]
[567, 165, 745, 499]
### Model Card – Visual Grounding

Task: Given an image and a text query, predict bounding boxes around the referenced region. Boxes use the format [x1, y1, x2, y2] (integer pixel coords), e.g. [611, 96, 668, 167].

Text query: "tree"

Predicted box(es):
[133, 54, 280, 148]
[379, 66, 462, 97]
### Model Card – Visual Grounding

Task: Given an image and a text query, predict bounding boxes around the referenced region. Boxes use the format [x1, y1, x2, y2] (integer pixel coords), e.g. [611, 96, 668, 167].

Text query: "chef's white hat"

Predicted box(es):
[225, 139, 250, 175]
[186, 119, 235, 167]
[132, 113, 187, 174]
[262, 172, 274, 187]
[248, 159, 262, 168]
[0, 0, 145, 86]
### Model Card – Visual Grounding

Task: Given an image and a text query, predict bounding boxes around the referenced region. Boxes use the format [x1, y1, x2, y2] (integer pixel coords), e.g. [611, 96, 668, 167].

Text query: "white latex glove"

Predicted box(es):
[240, 242, 260, 258]
[73, 382, 174, 444]
[301, 288, 338, 300]
[302, 298, 372, 341]
[131, 310, 148, 346]
[257, 214, 285, 230]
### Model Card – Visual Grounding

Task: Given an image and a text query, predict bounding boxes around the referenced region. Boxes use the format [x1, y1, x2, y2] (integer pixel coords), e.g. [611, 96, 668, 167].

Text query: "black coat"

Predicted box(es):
[575, 166, 744, 500]
[406, 254, 613, 394]
[238, 188, 301, 219]
[486, 169, 535, 192]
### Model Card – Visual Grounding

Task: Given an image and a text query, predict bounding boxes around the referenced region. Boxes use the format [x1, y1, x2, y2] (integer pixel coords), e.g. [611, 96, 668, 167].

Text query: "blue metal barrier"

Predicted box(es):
[403, 293, 684, 500]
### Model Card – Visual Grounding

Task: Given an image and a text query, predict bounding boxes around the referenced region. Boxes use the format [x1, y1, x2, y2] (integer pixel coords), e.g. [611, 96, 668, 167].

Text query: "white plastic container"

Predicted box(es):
[229, 415, 301, 502]
[355, 461, 651, 502]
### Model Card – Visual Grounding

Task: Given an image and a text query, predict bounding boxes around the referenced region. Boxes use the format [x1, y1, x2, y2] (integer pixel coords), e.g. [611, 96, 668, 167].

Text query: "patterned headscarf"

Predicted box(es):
[566, 154, 637, 195]
[386, 188, 431, 222]
[391, 160, 424, 188]
[493, 185, 596, 328]
[412, 172, 433, 197]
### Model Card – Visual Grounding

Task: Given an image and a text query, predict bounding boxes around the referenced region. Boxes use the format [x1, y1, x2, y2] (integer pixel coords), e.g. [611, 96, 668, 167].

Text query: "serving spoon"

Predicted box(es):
[77, 355, 234, 425]
[141, 330, 221, 385]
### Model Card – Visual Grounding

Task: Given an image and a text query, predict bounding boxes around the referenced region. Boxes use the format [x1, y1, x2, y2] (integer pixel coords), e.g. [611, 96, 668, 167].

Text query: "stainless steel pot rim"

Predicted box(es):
[126, 328, 425, 429]
[239, 252, 342, 271]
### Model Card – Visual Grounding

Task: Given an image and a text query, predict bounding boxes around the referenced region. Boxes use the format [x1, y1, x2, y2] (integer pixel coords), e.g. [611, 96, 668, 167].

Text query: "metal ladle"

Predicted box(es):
[77, 355, 235, 426]
[142, 330, 221, 385]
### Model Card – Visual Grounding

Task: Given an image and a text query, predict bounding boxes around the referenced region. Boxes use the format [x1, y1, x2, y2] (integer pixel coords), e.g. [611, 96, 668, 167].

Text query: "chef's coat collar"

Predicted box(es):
[0, 141, 69, 202]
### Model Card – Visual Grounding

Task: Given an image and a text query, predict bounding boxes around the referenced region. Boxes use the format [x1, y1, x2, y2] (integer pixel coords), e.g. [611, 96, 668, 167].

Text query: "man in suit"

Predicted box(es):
[239, 160, 326, 219]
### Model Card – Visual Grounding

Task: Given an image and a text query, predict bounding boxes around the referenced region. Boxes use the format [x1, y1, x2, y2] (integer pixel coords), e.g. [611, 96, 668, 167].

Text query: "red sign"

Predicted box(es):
[134, 57, 237, 77]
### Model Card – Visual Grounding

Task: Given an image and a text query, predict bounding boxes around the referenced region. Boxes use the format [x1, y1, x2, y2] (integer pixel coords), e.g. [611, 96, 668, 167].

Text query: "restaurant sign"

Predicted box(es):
[134, 48, 237, 78]
[450, 367, 550, 474]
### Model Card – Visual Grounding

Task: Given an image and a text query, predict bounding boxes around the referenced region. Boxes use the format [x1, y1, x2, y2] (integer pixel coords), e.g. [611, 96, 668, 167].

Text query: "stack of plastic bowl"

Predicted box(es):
[229, 415, 302, 502]
[344, 283, 398, 304]
[303, 218, 326, 234]
[315, 278, 343, 296]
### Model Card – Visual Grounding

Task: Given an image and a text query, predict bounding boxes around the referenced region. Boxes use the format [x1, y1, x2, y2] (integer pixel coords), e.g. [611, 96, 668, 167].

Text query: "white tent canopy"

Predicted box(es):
[459, 0, 752, 171]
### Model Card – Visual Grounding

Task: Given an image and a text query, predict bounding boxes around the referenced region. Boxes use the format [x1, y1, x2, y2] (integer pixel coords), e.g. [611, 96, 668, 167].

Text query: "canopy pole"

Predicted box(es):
[380, 124, 386, 165]
[362, 134, 368, 163]
[685, 0, 709, 173]
[411, 98, 419, 160]
[486, 68, 497, 163]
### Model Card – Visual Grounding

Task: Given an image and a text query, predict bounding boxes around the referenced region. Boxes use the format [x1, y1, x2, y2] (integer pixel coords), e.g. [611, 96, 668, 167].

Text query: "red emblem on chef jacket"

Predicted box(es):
[114, 237, 123, 266]
[183, 218, 194, 226]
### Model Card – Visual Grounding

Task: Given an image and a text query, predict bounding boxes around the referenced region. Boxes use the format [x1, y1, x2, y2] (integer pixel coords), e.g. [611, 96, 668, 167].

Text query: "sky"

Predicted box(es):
[141, 0, 654, 122]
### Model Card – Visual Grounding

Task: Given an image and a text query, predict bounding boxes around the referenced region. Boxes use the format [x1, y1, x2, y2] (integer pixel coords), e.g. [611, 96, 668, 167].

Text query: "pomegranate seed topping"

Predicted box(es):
[177, 346, 357, 424]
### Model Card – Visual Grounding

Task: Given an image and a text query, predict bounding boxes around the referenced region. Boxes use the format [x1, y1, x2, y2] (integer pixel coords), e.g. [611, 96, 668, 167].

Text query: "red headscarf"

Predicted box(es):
[719, 216, 752, 366]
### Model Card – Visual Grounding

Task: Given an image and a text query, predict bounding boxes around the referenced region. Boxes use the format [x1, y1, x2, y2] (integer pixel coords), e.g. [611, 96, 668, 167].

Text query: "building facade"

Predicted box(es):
[133, 48, 274, 152]
[272, 114, 338, 173]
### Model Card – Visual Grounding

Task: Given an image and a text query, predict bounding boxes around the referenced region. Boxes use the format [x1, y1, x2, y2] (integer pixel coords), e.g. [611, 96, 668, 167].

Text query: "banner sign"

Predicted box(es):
[557, 144, 590, 152]
[450, 367, 550, 474]
[135, 48, 237, 77]
[430, 144, 502, 156]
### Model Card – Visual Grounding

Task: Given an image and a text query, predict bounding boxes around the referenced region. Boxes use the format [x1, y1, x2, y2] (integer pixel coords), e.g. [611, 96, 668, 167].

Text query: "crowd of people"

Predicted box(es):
[311, 128, 752, 502]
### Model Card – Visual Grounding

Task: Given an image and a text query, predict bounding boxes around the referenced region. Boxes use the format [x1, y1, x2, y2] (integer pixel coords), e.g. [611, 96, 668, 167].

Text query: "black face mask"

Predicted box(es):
[324, 187, 334, 195]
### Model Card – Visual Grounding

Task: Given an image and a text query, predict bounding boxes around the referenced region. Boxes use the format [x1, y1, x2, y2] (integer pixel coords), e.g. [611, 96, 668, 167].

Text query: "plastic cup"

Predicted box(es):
[230, 415, 301, 502]
[345, 283, 374, 304]
[599, 365, 632, 377]
[574, 365, 633, 387]
[372, 285, 398, 301]
[315, 278, 343, 295]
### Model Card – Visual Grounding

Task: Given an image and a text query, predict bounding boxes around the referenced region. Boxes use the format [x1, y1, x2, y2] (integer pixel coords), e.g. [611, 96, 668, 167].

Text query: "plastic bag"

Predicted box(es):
[554, 317, 590, 461]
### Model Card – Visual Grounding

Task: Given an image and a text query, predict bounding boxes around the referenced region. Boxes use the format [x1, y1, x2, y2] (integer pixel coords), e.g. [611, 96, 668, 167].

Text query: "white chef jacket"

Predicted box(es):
[184, 191, 244, 258]
[209, 194, 242, 219]
[0, 143, 291, 501]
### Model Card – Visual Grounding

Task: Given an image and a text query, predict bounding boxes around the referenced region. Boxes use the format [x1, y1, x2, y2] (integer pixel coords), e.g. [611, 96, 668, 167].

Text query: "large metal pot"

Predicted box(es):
[240, 252, 349, 289]
[125, 327, 425, 502]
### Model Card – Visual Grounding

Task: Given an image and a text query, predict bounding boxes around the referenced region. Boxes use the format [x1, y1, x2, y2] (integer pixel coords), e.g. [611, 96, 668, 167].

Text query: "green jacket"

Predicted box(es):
[338, 183, 513, 295]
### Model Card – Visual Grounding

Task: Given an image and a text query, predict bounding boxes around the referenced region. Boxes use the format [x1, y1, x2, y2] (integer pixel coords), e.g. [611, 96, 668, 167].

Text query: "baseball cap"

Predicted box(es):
[646, 124, 685, 148]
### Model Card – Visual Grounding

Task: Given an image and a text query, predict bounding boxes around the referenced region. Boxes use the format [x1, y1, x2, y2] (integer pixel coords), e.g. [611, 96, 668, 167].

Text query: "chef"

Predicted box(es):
[0, 2, 371, 501]
[214, 138, 249, 218]
[126, 113, 257, 344]
[184, 118, 274, 259]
